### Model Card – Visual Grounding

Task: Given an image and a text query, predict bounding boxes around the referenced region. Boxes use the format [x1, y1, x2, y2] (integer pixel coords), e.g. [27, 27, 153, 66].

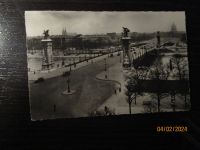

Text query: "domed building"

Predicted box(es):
[170, 23, 177, 37]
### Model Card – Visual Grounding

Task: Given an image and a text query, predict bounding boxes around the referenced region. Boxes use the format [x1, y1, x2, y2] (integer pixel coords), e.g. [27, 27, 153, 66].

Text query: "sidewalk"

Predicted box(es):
[28, 52, 119, 81]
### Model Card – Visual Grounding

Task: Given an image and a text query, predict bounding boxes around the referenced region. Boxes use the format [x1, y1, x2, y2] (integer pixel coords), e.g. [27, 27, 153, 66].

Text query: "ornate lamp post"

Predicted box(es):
[104, 58, 107, 71]
[62, 68, 76, 95]
[63, 71, 71, 93]
[156, 31, 161, 48]
[104, 58, 108, 79]
[119, 52, 122, 63]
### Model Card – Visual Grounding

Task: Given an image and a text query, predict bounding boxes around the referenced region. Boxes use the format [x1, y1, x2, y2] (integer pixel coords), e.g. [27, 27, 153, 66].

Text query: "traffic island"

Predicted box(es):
[62, 89, 76, 95]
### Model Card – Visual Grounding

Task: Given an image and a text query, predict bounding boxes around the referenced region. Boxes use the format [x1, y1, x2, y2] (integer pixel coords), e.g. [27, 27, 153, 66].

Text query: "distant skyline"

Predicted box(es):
[25, 11, 186, 36]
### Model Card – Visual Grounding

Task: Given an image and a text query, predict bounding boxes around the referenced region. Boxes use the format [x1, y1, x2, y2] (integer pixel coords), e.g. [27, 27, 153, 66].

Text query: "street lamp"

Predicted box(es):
[73, 57, 76, 68]
[62, 58, 65, 67]
[104, 58, 107, 71]
[104, 58, 108, 79]
[63, 71, 71, 93]
[119, 52, 122, 63]
[69, 58, 72, 71]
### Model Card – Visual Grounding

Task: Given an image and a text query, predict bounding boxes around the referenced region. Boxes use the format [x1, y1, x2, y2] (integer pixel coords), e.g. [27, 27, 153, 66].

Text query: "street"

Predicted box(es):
[30, 54, 120, 120]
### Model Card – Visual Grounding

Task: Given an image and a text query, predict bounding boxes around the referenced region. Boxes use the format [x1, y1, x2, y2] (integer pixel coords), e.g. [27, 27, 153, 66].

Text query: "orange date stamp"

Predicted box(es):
[156, 126, 188, 132]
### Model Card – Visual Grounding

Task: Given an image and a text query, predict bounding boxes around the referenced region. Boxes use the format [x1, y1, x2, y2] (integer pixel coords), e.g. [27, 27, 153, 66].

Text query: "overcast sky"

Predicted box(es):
[25, 11, 186, 36]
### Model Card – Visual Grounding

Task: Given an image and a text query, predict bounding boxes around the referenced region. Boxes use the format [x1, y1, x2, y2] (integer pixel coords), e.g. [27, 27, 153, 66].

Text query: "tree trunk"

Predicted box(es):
[67, 78, 70, 93]
[135, 93, 137, 105]
[178, 66, 182, 80]
[173, 94, 176, 112]
[129, 103, 132, 115]
[184, 93, 187, 108]
[157, 93, 160, 112]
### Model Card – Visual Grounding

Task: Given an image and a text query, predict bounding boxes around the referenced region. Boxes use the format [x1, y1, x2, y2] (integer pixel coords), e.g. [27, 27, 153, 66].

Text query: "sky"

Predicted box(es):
[25, 11, 186, 36]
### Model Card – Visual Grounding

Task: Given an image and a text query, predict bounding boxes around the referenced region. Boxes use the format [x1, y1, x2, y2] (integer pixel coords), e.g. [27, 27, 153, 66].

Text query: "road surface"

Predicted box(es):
[29, 54, 121, 120]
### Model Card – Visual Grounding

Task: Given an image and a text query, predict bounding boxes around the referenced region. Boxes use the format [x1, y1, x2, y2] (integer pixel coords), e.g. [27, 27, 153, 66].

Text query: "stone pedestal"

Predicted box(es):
[41, 38, 54, 70]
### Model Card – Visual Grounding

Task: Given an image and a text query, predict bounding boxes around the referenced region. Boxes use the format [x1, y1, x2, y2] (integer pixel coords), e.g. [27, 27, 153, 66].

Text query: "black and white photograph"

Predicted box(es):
[25, 11, 190, 120]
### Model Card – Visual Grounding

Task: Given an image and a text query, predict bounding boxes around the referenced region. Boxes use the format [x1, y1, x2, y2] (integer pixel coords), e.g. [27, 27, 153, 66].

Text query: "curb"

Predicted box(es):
[95, 75, 122, 88]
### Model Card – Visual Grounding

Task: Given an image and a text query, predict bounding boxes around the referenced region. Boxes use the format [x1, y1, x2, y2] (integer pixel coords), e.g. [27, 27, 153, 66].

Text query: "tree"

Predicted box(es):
[149, 61, 170, 112]
[125, 68, 146, 114]
[182, 83, 190, 108]
[169, 90, 176, 112]
[171, 55, 189, 108]
[130, 68, 148, 104]
[125, 79, 135, 114]
[171, 54, 188, 80]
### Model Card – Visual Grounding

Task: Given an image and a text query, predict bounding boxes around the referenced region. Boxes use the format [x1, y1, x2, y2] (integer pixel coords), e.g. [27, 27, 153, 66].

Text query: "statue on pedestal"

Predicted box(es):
[41, 29, 53, 70]
[121, 27, 131, 68]
[122, 27, 130, 37]
[43, 30, 49, 39]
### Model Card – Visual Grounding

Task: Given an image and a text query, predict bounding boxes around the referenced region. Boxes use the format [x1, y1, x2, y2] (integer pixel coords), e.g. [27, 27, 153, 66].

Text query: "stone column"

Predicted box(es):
[41, 38, 54, 70]
[122, 37, 131, 68]
[156, 31, 161, 48]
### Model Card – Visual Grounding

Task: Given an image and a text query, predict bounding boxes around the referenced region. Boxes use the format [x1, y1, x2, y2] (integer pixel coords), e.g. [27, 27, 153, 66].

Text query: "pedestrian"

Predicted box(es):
[119, 87, 121, 92]
[115, 89, 117, 94]
[104, 106, 109, 115]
